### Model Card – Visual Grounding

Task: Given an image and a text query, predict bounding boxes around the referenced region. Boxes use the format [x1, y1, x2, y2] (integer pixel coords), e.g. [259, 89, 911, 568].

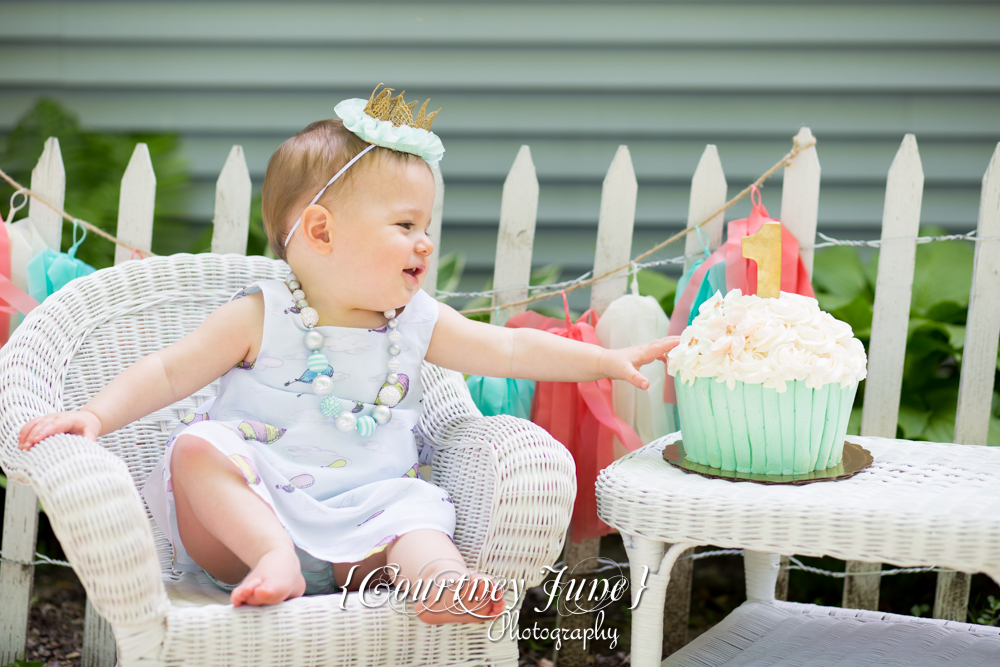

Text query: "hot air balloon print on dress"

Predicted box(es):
[284, 365, 333, 387]
[229, 454, 262, 486]
[180, 412, 210, 424]
[402, 463, 420, 479]
[365, 534, 398, 559]
[375, 373, 409, 408]
[237, 420, 287, 444]
[277, 473, 315, 493]
[358, 509, 384, 526]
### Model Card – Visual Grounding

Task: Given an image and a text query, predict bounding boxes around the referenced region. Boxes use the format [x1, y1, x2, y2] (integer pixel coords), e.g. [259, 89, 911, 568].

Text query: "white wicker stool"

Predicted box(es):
[595, 433, 1000, 667]
[663, 600, 1000, 666]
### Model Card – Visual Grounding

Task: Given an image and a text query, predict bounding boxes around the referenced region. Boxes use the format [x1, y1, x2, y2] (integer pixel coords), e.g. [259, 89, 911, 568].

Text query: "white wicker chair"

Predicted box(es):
[0, 253, 577, 667]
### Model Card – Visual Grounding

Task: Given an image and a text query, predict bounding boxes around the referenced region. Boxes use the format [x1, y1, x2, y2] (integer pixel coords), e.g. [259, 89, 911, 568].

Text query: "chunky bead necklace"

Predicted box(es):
[284, 272, 401, 436]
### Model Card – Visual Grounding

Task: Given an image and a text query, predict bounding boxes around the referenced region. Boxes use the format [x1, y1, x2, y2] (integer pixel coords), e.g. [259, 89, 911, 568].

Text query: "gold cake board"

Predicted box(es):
[662, 441, 873, 485]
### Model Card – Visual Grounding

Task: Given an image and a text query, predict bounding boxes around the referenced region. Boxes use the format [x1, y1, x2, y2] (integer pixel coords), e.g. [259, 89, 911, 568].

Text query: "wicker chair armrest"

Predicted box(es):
[418, 363, 576, 590]
[8, 433, 169, 630]
[432, 415, 576, 589]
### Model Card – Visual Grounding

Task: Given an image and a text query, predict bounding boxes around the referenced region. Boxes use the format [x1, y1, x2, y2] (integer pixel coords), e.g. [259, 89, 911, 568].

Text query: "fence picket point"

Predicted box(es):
[492, 146, 538, 321]
[751, 129, 823, 610]
[210, 145, 251, 256]
[683, 145, 727, 273]
[936, 142, 1000, 621]
[849, 133, 924, 611]
[664, 143, 728, 655]
[26, 137, 66, 253]
[591, 145, 638, 315]
[0, 138, 65, 664]
[555, 146, 637, 667]
[89, 140, 157, 666]
[953, 142, 1000, 448]
[860, 134, 923, 440]
[114, 144, 156, 266]
[780, 127, 821, 276]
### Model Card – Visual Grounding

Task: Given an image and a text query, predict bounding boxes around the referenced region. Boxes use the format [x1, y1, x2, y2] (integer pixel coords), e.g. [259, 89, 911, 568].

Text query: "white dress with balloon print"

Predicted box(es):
[142, 278, 456, 573]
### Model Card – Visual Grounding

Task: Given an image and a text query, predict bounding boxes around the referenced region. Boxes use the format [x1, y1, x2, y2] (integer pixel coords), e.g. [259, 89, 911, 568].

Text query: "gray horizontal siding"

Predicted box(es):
[3, 2, 999, 45]
[4, 46, 1000, 92]
[3, 90, 998, 137]
[1, 0, 998, 308]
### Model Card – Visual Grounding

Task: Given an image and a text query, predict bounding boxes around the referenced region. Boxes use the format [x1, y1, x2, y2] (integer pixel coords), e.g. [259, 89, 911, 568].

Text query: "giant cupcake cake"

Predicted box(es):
[666, 288, 867, 475]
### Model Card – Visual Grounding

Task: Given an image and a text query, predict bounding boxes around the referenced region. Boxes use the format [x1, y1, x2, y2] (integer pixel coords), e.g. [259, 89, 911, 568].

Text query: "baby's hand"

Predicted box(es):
[18, 410, 102, 450]
[599, 336, 681, 390]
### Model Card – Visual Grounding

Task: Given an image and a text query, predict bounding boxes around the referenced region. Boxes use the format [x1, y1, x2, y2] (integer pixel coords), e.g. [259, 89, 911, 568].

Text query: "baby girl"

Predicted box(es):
[18, 87, 679, 624]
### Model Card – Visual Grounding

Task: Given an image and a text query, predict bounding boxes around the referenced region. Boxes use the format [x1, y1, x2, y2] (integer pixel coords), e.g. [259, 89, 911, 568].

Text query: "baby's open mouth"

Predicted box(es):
[404, 267, 424, 277]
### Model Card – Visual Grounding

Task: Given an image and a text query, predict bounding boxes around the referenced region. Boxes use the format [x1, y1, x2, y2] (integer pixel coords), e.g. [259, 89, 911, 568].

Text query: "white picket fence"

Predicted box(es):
[1, 129, 998, 666]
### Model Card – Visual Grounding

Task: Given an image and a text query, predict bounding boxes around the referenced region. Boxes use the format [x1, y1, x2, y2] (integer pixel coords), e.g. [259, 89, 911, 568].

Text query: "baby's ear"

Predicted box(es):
[301, 205, 334, 251]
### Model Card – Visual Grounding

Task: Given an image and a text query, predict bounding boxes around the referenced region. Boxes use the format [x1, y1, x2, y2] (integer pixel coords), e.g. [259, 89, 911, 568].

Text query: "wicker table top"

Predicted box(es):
[596, 433, 1000, 583]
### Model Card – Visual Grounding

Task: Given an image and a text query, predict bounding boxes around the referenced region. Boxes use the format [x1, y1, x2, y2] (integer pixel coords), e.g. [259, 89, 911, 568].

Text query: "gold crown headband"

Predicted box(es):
[363, 84, 440, 131]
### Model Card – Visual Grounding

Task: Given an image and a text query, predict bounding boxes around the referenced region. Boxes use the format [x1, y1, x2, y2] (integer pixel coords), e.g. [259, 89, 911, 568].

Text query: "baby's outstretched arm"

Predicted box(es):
[18, 292, 263, 449]
[426, 303, 680, 388]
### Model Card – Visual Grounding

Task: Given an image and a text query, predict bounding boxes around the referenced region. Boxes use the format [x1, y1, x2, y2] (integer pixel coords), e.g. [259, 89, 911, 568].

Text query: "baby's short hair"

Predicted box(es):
[261, 119, 422, 261]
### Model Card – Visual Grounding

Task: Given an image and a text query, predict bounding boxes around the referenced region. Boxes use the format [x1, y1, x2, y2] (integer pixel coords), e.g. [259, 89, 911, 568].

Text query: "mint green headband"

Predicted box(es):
[334, 98, 444, 169]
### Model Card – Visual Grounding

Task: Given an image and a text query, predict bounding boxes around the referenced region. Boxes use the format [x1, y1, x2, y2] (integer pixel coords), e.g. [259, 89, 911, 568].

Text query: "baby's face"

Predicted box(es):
[327, 158, 436, 313]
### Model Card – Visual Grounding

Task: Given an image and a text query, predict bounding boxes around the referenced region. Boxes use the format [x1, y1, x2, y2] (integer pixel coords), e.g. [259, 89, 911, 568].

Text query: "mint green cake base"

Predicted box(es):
[675, 377, 857, 475]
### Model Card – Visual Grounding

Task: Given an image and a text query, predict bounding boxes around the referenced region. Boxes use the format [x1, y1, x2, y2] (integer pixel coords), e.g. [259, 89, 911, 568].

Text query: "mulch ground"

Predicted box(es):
[20, 566, 85, 667]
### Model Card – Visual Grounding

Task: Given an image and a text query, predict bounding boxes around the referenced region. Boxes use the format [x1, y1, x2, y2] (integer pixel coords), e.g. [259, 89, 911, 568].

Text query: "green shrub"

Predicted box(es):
[811, 233, 1000, 445]
[0, 98, 190, 270]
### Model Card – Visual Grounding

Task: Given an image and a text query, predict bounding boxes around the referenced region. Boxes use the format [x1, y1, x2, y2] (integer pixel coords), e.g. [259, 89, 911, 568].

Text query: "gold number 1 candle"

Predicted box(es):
[741, 222, 782, 298]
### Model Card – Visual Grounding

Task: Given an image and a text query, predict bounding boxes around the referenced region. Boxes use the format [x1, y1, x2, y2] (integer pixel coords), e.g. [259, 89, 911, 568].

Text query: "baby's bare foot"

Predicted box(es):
[230, 549, 305, 607]
[415, 572, 506, 625]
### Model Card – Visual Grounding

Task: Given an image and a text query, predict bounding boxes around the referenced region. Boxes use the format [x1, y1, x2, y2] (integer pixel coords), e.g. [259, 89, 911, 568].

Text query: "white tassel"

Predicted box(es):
[595, 276, 677, 450]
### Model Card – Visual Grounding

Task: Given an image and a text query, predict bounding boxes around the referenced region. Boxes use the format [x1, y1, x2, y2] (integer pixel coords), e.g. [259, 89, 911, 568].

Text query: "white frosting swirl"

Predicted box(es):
[335, 98, 445, 168]
[667, 289, 867, 393]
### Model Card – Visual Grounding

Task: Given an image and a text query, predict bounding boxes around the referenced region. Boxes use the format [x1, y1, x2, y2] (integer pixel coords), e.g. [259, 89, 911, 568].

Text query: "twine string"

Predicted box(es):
[0, 167, 156, 258]
[435, 229, 994, 301]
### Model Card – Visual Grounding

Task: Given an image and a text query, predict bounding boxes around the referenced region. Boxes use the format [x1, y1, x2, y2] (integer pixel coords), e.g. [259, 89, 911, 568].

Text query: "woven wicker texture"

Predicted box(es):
[662, 600, 1000, 666]
[0, 253, 576, 666]
[597, 433, 1000, 581]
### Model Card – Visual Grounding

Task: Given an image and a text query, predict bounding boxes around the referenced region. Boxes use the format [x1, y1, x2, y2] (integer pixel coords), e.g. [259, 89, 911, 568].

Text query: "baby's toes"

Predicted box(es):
[230, 578, 261, 607]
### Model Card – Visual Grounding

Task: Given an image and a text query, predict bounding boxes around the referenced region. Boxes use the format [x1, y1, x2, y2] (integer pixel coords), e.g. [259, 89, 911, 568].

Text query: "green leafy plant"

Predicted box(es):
[635, 269, 678, 316]
[811, 230, 1000, 445]
[435, 251, 466, 295]
[0, 98, 190, 270]
[972, 594, 1000, 626]
[2, 657, 45, 667]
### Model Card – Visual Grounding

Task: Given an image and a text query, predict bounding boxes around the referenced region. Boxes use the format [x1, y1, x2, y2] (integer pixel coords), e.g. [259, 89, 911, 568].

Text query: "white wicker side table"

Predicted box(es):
[595, 433, 1000, 667]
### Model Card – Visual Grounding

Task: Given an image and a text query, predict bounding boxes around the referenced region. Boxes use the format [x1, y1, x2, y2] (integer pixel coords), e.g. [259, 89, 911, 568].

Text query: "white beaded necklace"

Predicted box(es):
[284, 272, 402, 436]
